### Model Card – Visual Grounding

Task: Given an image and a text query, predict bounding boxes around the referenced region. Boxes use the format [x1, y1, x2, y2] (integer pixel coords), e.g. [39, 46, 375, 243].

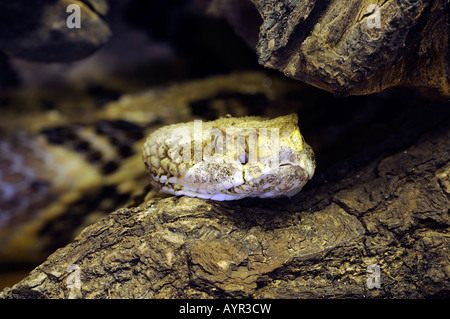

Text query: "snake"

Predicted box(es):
[142, 114, 315, 200]
[0, 71, 314, 264]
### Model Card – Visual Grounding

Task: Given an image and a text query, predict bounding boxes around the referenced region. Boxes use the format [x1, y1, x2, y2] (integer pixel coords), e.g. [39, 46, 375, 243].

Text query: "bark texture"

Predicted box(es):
[1, 109, 449, 299]
[200, 0, 450, 98]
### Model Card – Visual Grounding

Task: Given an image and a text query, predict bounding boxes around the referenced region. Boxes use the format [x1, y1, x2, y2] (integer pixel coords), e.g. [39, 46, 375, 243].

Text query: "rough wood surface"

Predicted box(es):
[1, 106, 449, 299]
[200, 0, 450, 98]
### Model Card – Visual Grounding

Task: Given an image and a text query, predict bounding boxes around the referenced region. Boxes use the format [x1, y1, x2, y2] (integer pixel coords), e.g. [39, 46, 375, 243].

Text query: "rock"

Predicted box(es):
[200, 0, 450, 99]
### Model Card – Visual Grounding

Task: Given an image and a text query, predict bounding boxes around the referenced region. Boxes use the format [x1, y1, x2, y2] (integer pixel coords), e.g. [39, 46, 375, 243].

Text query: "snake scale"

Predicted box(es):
[0, 72, 314, 264]
[143, 114, 314, 200]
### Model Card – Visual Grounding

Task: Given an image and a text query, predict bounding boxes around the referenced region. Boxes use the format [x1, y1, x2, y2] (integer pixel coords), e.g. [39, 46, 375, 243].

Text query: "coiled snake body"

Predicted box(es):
[0, 72, 314, 264]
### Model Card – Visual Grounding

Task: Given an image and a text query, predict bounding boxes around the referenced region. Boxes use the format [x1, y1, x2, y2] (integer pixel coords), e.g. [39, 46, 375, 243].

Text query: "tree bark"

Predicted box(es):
[199, 0, 450, 99]
[1, 104, 449, 299]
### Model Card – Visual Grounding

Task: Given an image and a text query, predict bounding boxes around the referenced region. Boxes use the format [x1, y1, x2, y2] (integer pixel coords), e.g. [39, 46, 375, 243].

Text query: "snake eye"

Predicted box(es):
[238, 154, 248, 164]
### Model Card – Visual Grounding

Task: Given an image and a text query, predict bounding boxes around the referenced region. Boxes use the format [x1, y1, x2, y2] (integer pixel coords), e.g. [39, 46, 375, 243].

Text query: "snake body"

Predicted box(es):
[143, 114, 315, 200]
[0, 72, 311, 263]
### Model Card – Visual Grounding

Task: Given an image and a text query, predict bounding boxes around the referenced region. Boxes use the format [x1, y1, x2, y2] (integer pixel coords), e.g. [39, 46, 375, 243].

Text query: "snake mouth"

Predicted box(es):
[278, 158, 315, 180]
[278, 163, 292, 167]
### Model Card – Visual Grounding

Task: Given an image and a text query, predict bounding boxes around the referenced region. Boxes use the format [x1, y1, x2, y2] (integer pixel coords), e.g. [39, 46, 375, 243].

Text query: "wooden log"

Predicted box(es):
[200, 0, 450, 99]
[1, 103, 449, 299]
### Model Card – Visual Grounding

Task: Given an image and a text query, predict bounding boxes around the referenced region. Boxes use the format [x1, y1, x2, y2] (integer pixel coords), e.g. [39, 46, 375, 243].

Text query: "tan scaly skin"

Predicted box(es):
[142, 114, 315, 200]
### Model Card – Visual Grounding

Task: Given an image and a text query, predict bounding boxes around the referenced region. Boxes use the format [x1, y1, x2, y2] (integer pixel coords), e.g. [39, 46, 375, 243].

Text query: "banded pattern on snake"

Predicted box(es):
[0, 72, 312, 264]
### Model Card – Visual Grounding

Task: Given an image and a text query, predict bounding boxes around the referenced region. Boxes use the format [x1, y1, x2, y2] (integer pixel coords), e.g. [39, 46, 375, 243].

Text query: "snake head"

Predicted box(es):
[142, 113, 315, 200]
